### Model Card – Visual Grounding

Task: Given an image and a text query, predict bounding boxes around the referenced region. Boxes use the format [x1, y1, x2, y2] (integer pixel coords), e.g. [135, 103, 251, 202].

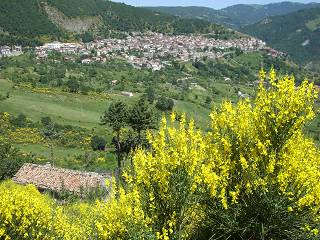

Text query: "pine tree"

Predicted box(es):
[101, 101, 128, 169]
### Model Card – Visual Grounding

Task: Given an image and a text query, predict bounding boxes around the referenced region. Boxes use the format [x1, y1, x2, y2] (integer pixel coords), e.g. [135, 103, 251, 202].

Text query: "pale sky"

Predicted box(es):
[112, 0, 320, 9]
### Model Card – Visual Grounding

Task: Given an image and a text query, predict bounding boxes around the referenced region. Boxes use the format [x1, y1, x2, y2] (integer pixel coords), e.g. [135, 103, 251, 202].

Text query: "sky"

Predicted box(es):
[112, 0, 320, 9]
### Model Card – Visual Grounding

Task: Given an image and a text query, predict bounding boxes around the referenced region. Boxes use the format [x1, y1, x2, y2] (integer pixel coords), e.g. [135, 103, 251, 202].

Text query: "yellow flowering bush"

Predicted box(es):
[200, 69, 320, 239]
[122, 69, 320, 239]
[0, 69, 319, 239]
[0, 181, 62, 239]
[0, 112, 44, 145]
[94, 185, 152, 239]
[32, 87, 56, 94]
[126, 115, 213, 239]
[0, 112, 11, 140]
[59, 130, 90, 148]
[9, 128, 44, 144]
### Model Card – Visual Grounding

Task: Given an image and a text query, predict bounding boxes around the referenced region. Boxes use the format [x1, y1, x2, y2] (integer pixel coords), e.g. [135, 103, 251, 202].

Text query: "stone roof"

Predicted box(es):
[13, 163, 110, 193]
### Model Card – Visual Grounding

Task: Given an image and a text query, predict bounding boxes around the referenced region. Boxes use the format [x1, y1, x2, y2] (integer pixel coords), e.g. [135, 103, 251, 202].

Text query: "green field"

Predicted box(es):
[0, 79, 109, 131]
[0, 79, 222, 128]
[0, 78, 221, 166]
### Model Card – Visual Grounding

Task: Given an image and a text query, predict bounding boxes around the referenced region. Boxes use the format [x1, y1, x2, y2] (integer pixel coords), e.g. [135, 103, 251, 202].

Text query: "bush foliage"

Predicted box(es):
[90, 135, 106, 151]
[0, 69, 319, 239]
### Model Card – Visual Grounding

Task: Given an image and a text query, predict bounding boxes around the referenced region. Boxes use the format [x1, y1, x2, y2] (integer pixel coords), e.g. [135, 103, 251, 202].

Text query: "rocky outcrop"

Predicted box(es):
[43, 4, 102, 34]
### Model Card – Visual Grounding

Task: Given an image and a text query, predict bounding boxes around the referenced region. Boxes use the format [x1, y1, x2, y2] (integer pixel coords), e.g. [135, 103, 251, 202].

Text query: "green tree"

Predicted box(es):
[80, 32, 94, 43]
[128, 98, 158, 142]
[101, 101, 128, 169]
[156, 96, 175, 112]
[41, 121, 59, 166]
[145, 86, 156, 104]
[41, 116, 52, 126]
[205, 96, 212, 106]
[90, 135, 106, 151]
[10, 114, 27, 128]
[0, 142, 30, 180]
[66, 79, 80, 93]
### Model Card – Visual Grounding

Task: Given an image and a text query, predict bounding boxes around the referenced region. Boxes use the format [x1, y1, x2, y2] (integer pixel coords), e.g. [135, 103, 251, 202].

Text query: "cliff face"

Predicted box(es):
[43, 4, 103, 34]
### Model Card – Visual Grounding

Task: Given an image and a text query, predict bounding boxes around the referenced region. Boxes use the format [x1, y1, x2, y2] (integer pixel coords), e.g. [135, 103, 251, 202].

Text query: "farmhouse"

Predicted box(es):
[13, 163, 110, 194]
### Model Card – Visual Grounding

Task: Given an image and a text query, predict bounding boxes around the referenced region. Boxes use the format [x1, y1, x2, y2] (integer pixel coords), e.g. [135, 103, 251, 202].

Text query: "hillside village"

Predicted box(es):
[33, 33, 277, 70]
[1, 0, 320, 238]
[0, 33, 287, 71]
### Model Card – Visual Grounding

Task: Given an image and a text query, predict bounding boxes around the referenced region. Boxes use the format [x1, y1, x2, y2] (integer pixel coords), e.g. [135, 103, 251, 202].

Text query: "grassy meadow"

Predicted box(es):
[1, 51, 319, 172]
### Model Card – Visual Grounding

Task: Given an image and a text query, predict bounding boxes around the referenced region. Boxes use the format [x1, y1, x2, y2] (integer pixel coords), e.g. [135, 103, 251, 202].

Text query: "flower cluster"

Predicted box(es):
[9, 128, 44, 144]
[59, 130, 90, 148]
[32, 87, 56, 94]
[0, 113, 43, 145]
[0, 181, 63, 239]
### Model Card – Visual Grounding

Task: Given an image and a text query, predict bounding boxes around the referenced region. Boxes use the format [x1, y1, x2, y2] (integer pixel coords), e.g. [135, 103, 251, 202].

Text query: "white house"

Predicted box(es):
[0, 46, 11, 56]
[121, 91, 134, 97]
[81, 58, 93, 64]
[44, 41, 63, 50]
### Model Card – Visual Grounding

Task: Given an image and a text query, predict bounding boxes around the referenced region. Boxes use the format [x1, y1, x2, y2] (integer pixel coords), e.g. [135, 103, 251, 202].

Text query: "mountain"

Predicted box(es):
[0, 0, 229, 46]
[242, 7, 320, 66]
[146, 2, 320, 29]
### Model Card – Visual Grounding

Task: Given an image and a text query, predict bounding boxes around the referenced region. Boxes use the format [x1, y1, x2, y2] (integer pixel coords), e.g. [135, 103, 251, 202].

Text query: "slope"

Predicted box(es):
[241, 7, 320, 65]
[0, 0, 230, 46]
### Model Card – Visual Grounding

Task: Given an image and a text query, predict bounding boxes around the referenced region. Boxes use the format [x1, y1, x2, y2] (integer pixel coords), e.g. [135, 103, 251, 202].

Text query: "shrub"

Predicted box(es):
[66, 79, 80, 93]
[10, 113, 27, 128]
[90, 135, 106, 151]
[122, 69, 320, 239]
[155, 96, 174, 112]
[41, 116, 52, 126]
[0, 181, 94, 239]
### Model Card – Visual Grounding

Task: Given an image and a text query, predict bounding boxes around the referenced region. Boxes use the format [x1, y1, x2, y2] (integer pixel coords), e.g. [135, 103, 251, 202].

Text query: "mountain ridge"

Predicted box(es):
[241, 7, 320, 66]
[146, 2, 320, 29]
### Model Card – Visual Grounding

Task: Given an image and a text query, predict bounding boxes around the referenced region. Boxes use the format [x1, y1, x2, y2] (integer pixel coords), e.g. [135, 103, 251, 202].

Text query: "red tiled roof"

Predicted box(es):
[13, 163, 110, 193]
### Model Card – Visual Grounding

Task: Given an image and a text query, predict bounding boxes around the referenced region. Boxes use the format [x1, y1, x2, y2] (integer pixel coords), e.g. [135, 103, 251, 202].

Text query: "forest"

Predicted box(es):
[242, 7, 320, 64]
[0, 0, 232, 46]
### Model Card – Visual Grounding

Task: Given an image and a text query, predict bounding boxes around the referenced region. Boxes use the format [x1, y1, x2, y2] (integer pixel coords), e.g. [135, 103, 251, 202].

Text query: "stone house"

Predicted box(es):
[13, 163, 110, 194]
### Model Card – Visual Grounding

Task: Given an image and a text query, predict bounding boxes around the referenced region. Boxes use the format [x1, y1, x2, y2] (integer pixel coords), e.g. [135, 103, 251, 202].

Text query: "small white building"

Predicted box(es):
[81, 58, 93, 64]
[44, 41, 63, 50]
[0, 46, 11, 56]
[121, 91, 134, 97]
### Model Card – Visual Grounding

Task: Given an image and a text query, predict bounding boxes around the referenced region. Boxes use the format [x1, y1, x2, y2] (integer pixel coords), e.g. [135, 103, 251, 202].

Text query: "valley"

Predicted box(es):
[0, 0, 319, 179]
[1, 44, 319, 172]
[0, 1, 320, 239]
